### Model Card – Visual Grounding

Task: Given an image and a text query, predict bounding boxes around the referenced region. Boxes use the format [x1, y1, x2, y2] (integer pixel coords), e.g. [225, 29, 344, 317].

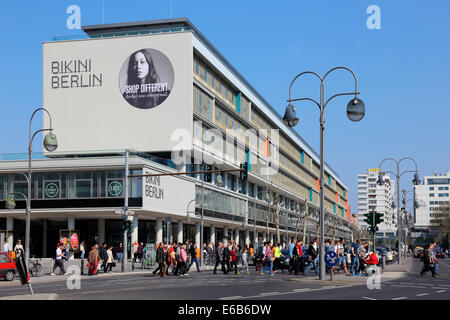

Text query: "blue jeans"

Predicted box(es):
[117, 253, 123, 263]
[434, 263, 438, 274]
[261, 260, 273, 275]
[188, 257, 200, 271]
[351, 256, 360, 275]
[303, 257, 319, 275]
[80, 251, 85, 259]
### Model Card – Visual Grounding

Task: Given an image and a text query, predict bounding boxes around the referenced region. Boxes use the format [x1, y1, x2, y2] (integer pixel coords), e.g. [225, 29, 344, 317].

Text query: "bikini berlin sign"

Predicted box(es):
[142, 167, 195, 216]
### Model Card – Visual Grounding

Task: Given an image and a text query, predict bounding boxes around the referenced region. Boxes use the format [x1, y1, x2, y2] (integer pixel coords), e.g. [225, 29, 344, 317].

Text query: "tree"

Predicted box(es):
[434, 203, 450, 249]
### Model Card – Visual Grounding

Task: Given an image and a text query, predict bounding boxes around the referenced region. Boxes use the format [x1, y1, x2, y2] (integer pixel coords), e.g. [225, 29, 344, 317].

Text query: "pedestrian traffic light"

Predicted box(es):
[204, 164, 212, 182]
[240, 162, 248, 182]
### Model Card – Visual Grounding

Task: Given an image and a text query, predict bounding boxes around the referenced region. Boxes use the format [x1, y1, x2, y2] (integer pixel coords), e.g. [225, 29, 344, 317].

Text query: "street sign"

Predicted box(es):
[325, 251, 338, 267]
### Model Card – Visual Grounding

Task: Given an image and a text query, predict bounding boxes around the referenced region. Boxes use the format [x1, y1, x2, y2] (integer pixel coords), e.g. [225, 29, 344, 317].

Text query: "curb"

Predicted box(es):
[0, 293, 58, 300]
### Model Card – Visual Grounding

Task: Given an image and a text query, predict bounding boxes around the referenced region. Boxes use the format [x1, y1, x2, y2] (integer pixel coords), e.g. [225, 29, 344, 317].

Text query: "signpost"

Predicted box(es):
[325, 251, 338, 281]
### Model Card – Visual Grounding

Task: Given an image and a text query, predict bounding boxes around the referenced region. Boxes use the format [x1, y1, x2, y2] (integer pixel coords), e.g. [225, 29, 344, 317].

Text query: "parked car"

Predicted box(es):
[0, 252, 16, 281]
[378, 247, 394, 262]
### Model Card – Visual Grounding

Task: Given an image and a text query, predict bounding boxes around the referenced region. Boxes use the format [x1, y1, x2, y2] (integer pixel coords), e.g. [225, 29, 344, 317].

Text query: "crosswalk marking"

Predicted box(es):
[416, 293, 429, 296]
[392, 297, 408, 300]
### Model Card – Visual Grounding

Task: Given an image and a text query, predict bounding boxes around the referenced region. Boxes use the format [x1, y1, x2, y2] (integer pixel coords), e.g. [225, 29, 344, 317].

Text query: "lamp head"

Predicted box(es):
[43, 131, 58, 152]
[346, 98, 365, 122]
[377, 172, 385, 186]
[6, 196, 16, 210]
[412, 173, 421, 186]
[283, 103, 299, 127]
[216, 174, 224, 187]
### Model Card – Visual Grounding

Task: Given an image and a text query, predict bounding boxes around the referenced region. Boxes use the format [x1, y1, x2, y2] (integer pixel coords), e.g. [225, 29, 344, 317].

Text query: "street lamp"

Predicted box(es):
[24, 108, 57, 271]
[282, 67, 364, 280]
[377, 157, 420, 264]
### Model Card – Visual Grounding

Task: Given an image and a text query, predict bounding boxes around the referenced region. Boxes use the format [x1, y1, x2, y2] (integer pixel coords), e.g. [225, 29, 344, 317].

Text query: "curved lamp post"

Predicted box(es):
[24, 108, 58, 270]
[377, 157, 420, 264]
[282, 67, 364, 280]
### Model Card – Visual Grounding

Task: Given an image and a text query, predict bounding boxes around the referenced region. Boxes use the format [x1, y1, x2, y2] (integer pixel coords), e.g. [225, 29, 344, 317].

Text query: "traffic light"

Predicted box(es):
[204, 164, 212, 183]
[240, 162, 248, 182]
[122, 217, 134, 234]
[363, 212, 374, 226]
[374, 212, 384, 225]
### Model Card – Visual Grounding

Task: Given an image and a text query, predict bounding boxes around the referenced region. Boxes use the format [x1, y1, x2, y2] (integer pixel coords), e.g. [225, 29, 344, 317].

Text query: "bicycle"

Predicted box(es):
[29, 255, 43, 277]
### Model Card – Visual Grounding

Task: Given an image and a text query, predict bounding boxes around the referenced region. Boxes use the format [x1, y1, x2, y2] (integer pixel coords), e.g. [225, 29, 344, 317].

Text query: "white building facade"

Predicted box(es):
[414, 171, 450, 229]
[357, 169, 396, 234]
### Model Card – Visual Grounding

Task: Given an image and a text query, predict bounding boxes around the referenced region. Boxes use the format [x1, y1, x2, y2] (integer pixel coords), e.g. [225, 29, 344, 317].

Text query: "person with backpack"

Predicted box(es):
[255, 244, 265, 272]
[187, 242, 201, 272]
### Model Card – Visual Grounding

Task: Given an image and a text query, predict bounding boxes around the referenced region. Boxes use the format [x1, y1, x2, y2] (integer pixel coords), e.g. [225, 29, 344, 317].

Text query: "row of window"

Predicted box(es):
[429, 186, 449, 190]
[0, 171, 142, 200]
[429, 201, 450, 205]
[429, 193, 449, 197]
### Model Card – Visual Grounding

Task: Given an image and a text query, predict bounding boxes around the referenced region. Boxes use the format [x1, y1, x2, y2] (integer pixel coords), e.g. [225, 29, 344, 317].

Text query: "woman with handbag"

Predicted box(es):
[420, 243, 438, 277]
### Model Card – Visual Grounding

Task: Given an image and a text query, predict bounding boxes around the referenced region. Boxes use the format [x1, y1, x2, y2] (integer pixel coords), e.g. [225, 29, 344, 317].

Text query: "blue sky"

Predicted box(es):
[1, 0, 449, 213]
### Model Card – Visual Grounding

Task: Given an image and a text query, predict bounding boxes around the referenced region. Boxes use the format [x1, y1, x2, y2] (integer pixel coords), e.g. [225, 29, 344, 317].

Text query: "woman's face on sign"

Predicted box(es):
[132, 52, 149, 80]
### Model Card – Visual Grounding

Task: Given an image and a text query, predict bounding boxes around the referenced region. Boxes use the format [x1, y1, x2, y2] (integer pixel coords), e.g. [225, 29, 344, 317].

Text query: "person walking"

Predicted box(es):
[187, 242, 201, 272]
[153, 242, 165, 276]
[223, 243, 231, 274]
[213, 242, 224, 274]
[239, 246, 250, 275]
[138, 242, 144, 263]
[168, 242, 177, 274]
[230, 244, 238, 274]
[88, 244, 99, 276]
[179, 244, 188, 276]
[261, 242, 274, 276]
[303, 238, 319, 276]
[273, 243, 285, 274]
[132, 241, 139, 263]
[420, 243, 438, 277]
[99, 243, 108, 274]
[431, 242, 440, 276]
[350, 239, 361, 276]
[255, 244, 264, 272]
[333, 239, 350, 276]
[51, 244, 68, 275]
[117, 243, 123, 263]
[106, 245, 114, 273]
[14, 240, 24, 258]
[80, 240, 86, 259]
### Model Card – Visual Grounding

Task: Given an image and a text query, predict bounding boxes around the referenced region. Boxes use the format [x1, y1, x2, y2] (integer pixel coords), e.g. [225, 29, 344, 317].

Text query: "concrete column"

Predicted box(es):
[224, 227, 229, 244]
[263, 232, 267, 242]
[98, 218, 105, 246]
[210, 225, 215, 244]
[43, 219, 47, 258]
[131, 216, 138, 244]
[245, 230, 250, 247]
[254, 231, 259, 250]
[68, 217, 75, 230]
[270, 233, 274, 244]
[177, 221, 183, 243]
[6, 217, 13, 249]
[156, 218, 163, 243]
[234, 229, 240, 245]
[195, 223, 201, 245]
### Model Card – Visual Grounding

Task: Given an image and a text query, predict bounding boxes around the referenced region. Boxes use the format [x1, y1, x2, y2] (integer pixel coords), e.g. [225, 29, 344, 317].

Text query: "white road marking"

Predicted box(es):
[220, 296, 243, 300]
[259, 292, 279, 295]
[293, 288, 311, 292]
[392, 297, 408, 300]
[416, 293, 429, 296]
[431, 287, 447, 290]
[362, 297, 377, 300]
[436, 290, 446, 293]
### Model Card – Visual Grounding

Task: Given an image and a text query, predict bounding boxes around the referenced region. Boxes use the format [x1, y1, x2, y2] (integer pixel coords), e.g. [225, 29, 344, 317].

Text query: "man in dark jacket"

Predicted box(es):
[213, 242, 224, 274]
[223, 243, 231, 274]
[153, 242, 165, 276]
[187, 242, 201, 272]
[100, 243, 108, 274]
